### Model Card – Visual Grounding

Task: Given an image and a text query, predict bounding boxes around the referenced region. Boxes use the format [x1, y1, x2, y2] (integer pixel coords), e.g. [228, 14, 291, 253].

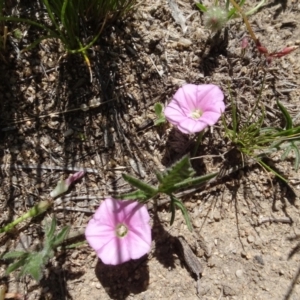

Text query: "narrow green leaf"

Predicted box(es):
[277, 99, 293, 130]
[245, 0, 266, 16]
[154, 117, 166, 126]
[281, 145, 292, 161]
[156, 172, 164, 183]
[196, 3, 207, 12]
[173, 172, 217, 191]
[118, 190, 152, 201]
[0, 200, 51, 233]
[122, 174, 157, 196]
[170, 197, 176, 226]
[64, 241, 86, 249]
[45, 218, 57, 242]
[2, 251, 27, 260]
[157, 156, 196, 194]
[172, 197, 193, 232]
[5, 256, 28, 275]
[52, 226, 70, 248]
[227, 8, 238, 20]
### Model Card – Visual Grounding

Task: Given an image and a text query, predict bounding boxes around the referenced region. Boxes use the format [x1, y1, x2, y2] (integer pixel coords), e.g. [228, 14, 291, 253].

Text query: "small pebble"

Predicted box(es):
[279, 269, 284, 276]
[247, 235, 255, 243]
[64, 128, 74, 137]
[235, 269, 244, 278]
[95, 283, 101, 289]
[254, 255, 264, 265]
[213, 211, 221, 221]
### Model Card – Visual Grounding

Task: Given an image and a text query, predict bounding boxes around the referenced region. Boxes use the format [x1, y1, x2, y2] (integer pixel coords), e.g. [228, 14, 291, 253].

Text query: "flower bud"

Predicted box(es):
[203, 6, 228, 32]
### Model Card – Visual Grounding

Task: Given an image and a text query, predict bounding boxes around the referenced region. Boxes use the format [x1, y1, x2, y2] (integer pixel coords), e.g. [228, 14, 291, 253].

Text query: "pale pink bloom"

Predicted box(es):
[85, 198, 151, 265]
[164, 84, 225, 134]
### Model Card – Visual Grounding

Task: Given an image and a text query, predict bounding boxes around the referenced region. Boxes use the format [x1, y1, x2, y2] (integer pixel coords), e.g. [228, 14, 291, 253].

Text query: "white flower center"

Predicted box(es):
[116, 223, 128, 238]
[191, 109, 203, 120]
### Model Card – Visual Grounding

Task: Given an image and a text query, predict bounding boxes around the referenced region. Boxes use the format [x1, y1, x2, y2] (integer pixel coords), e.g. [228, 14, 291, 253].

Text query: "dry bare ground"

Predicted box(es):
[1, 0, 300, 299]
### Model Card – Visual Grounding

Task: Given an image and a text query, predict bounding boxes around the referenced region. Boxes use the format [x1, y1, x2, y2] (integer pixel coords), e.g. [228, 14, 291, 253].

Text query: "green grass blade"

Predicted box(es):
[277, 99, 293, 130]
[257, 159, 287, 183]
[196, 3, 207, 12]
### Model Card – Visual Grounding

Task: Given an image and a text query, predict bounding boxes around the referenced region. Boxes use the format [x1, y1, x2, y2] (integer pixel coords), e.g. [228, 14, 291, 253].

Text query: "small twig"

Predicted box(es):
[218, 286, 223, 300]
[53, 206, 94, 213]
[2, 97, 116, 126]
[257, 216, 293, 226]
[0, 164, 99, 174]
[177, 236, 203, 296]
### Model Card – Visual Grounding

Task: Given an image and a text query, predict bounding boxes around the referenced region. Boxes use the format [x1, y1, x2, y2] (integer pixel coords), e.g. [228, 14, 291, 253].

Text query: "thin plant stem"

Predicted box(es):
[0, 200, 52, 233]
[229, 0, 258, 43]
[193, 131, 205, 157]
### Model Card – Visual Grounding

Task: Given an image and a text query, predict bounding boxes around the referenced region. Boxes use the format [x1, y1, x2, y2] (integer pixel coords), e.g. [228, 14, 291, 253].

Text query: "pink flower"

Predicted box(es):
[85, 198, 151, 265]
[164, 84, 225, 134]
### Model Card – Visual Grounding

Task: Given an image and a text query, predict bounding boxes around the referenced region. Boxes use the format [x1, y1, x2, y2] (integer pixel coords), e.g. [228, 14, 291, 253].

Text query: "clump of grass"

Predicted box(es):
[0, 0, 136, 68]
[223, 78, 300, 181]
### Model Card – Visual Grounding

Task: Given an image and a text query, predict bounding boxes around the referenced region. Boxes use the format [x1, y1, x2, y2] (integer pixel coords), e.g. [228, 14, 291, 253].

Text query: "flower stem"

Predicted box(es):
[192, 131, 204, 156]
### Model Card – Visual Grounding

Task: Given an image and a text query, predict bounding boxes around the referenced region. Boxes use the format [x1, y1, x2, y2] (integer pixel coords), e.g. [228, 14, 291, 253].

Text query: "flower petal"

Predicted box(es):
[164, 100, 191, 125]
[96, 237, 130, 265]
[85, 219, 115, 250]
[177, 118, 207, 134]
[164, 84, 225, 134]
[85, 198, 152, 265]
[126, 229, 151, 259]
[196, 84, 224, 108]
[200, 111, 224, 125]
[93, 198, 124, 226]
[173, 84, 199, 111]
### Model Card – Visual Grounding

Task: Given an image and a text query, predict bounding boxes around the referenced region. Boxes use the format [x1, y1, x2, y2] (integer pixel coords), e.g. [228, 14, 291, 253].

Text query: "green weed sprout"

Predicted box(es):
[154, 103, 166, 126]
[224, 81, 300, 181]
[2, 218, 69, 282]
[118, 155, 217, 231]
[196, 0, 266, 32]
